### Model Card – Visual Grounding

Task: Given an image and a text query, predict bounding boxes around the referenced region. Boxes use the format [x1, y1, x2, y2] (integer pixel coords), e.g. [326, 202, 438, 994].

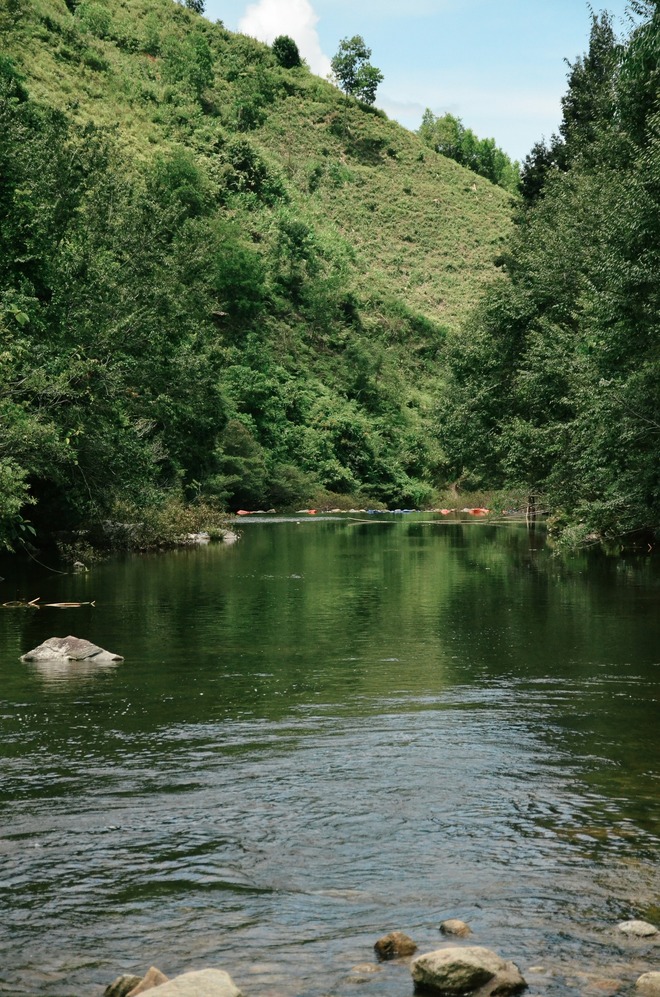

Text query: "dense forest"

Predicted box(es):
[1, 0, 659, 551]
[437, 2, 660, 547]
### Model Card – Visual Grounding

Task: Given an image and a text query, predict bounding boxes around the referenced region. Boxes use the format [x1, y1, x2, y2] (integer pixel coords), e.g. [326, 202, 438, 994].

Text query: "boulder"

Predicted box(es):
[636, 972, 660, 995]
[411, 946, 527, 995]
[127, 966, 169, 994]
[618, 920, 658, 938]
[129, 969, 242, 997]
[440, 919, 472, 938]
[221, 530, 239, 544]
[21, 636, 123, 663]
[104, 976, 143, 997]
[375, 930, 418, 959]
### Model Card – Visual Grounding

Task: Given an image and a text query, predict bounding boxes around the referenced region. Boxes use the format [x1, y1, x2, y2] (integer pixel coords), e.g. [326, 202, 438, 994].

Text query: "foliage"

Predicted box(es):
[272, 35, 301, 69]
[418, 109, 520, 193]
[331, 35, 383, 105]
[162, 30, 213, 100]
[0, 0, 514, 546]
[438, 2, 660, 545]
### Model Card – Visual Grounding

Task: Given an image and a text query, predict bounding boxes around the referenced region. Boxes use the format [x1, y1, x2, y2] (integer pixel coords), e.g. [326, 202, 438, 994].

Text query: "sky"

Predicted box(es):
[202, 0, 636, 163]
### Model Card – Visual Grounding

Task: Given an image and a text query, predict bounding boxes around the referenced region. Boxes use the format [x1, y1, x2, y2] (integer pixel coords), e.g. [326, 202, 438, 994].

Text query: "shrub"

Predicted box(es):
[272, 35, 301, 69]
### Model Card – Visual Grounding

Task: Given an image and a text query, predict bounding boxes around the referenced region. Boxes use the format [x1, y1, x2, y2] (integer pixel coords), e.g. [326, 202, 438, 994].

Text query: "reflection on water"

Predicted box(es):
[0, 517, 659, 996]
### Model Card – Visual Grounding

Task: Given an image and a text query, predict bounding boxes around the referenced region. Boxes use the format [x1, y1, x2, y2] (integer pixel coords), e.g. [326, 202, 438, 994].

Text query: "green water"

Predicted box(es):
[0, 516, 659, 996]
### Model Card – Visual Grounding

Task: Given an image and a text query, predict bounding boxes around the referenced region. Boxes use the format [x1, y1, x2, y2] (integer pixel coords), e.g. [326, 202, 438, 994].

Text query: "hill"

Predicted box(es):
[0, 0, 514, 547]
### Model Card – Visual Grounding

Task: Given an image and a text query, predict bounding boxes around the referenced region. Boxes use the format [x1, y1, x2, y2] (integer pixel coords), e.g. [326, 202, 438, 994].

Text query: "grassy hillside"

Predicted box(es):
[0, 0, 515, 545]
[5, 0, 512, 327]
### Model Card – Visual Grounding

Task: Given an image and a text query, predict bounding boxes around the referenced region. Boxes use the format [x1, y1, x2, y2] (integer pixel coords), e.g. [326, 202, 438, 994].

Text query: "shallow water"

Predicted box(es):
[0, 516, 659, 996]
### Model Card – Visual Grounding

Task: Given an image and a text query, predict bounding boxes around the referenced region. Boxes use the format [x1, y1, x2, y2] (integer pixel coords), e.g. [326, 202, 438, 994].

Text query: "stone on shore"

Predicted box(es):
[636, 972, 660, 995]
[128, 969, 243, 996]
[21, 636, 123, 663]
[618, 920, 658, 938]
[375, 930, 418, 959]
[440, 919, 472, 938]
[411, 946, 527, 995]
[186, 532, 210, 545]
[104, 976, 143, 997]
[127, 966, 169, 993]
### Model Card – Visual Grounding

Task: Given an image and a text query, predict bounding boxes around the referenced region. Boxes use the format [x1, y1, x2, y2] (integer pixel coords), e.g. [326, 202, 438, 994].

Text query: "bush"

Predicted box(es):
[272, 35, 301, 69]
[75, 1, 112, 38]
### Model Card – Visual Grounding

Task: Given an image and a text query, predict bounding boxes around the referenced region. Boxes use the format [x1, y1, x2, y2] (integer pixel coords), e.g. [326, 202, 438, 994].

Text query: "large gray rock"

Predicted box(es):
[411, 946, 526, 995]
[131, 969, 242, 997]
[21, 635, 123, 663]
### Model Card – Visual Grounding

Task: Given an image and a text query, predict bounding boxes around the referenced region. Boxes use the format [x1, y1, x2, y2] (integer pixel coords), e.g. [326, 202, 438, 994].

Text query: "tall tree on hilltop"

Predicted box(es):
[331, 35, 383, 105]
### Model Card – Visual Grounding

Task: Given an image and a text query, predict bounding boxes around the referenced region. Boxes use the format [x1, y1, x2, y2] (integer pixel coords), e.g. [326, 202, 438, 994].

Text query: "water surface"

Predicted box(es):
[1, 517, 659, 996]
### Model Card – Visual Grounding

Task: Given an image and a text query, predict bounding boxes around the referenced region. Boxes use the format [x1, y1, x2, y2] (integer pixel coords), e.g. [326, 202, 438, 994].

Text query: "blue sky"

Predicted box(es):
[203, 0, 635, 163]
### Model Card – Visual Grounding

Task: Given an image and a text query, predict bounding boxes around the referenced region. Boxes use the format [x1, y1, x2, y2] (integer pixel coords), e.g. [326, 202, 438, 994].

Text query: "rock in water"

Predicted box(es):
[411, 946, 527, 995]
[618, 920, 658, 937]
[374, 931, 418, 959]
[21, 636, 123, 663]
[104, 977, 143, 997]
[637, 972, 660, 996]
[127, 966, 170, 994]
[129, 969, 243, 996]
[440, 919, 472, 938]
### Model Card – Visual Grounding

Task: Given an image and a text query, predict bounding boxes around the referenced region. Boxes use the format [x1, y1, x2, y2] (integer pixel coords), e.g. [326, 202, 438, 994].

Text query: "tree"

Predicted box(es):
[182, 0, 204, 13]
[418, 109, 520, 193]
[272, 35, 301, 69]
[559, 11, 619, 162]
[331, 35, 383, 105]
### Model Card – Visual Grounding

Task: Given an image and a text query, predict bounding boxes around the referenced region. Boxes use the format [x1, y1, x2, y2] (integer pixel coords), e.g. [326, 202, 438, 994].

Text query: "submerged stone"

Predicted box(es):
[440, 919, 472, 938]
[130, 969, 242, 996]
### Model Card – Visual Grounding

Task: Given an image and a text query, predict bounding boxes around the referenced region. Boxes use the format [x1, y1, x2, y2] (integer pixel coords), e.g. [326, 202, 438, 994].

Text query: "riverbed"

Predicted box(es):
[0, 515, 658, 996]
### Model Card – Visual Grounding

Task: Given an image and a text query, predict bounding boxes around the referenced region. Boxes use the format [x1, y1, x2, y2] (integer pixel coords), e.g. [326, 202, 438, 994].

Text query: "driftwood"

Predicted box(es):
[2, 597, 95, 609]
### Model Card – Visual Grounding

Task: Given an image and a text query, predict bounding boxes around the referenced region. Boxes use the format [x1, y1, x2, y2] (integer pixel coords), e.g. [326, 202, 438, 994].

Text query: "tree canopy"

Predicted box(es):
[331, 35, 383, 105]
[272, 35, 301, 69]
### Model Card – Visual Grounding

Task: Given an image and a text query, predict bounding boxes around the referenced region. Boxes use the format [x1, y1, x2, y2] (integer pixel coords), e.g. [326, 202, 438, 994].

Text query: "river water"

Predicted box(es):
[0, 515, 658, 997]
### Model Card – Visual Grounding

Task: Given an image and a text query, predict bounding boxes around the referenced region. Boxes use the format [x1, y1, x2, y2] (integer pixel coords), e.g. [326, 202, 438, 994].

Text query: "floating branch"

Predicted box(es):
[1, 598, 95, 609]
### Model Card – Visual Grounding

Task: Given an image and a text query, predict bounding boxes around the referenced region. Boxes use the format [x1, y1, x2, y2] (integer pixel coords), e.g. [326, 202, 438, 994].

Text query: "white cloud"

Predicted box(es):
[238, 0, 332, 77]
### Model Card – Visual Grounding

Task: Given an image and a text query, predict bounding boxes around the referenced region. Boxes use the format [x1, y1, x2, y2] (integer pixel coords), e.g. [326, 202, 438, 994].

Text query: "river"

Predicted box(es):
[0, 515, 658, 996]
